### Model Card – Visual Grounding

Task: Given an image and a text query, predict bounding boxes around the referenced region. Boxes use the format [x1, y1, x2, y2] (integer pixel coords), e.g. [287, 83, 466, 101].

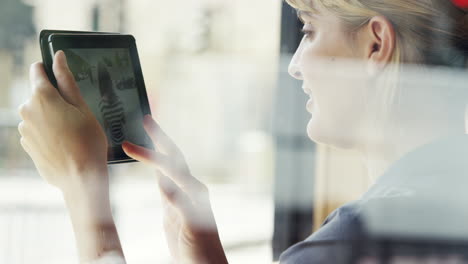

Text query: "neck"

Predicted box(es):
[361, 118, 465, 182]
[360, 64, 468, 182]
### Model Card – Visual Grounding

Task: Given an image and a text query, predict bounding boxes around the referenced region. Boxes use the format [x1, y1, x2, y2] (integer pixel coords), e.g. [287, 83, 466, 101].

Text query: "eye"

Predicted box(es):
[301, 28, 316, 40]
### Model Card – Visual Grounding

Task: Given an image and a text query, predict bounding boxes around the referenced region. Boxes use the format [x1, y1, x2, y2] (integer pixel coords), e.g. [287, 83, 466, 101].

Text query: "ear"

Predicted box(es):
[362, 16, 396, 75]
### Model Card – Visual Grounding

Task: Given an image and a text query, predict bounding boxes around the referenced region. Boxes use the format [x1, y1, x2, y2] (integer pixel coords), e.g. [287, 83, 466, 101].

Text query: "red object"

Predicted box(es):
[452, 0, 468, 8]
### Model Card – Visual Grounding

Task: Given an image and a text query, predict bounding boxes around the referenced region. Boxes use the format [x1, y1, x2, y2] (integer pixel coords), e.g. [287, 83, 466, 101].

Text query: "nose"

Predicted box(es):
[288, 48, 303, 80]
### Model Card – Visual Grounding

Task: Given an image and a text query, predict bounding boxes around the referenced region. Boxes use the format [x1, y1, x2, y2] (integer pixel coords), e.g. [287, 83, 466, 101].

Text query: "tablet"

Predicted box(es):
[40, 30, 119, 88]
[43, 32, 153, 164]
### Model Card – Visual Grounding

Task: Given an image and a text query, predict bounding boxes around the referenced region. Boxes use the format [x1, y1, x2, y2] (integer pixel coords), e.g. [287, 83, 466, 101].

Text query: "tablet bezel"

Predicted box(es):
[40, 30, 118, 88]
[47, 33, 153, 164]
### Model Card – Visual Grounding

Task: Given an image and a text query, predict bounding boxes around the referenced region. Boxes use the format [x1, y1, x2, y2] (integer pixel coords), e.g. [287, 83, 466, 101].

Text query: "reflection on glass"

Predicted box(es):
[1, 0, 468, 263]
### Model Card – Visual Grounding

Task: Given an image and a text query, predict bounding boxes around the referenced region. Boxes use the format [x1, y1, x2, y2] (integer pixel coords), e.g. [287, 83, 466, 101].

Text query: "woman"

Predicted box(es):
[18, 0, 468, 263]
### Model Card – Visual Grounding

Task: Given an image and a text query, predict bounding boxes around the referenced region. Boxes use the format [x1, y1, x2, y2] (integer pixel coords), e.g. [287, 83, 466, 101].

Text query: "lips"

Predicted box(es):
[306, 98, 314, 113]
[303, 87, 314, 113]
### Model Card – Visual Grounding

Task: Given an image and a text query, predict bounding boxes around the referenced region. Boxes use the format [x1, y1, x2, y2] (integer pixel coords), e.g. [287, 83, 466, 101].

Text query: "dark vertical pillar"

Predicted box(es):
[92, 4, 100, 31]
[272, 2, 317, 260]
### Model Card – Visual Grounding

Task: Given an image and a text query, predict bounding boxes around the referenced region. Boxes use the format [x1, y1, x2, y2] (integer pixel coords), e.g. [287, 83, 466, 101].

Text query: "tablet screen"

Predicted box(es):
[63, 48, 149, 148]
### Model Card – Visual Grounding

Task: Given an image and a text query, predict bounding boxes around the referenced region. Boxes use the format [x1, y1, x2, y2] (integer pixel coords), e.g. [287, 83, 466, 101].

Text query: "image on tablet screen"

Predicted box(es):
[63, 48, 148, 148]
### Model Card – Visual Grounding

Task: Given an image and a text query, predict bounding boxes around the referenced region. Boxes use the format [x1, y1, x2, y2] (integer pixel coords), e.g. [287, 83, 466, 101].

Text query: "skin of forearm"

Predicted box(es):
[62, 167, 125, 263]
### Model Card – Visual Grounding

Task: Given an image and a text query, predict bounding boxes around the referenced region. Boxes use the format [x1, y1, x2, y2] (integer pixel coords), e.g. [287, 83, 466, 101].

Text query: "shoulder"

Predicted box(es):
[314, 201, 364, 240]
[279, 201, 364, 264]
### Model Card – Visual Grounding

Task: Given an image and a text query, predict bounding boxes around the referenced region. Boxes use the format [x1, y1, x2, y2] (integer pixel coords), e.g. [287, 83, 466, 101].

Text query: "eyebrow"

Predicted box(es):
[297, 10, 317, 24]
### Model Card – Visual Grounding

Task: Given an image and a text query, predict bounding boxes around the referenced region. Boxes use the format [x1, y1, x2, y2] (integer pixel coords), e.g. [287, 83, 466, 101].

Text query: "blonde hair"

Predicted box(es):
[286, 0, 468, 68]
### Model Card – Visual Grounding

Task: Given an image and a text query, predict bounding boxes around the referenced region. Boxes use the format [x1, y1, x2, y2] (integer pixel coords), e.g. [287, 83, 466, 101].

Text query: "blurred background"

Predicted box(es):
[0, 0, 380, 263]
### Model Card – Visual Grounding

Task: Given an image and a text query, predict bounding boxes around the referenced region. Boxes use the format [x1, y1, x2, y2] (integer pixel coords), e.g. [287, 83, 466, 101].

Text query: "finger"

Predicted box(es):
[18, 121, 26, 137]
[20, 137, 31, 155]
[18, 100, 31, 121]
[156, 171, 180, 207]
[156, 173, 191, 215]
[158, 173, 213, 231]
[18, 122, 41, 147]
[122, 141, 169, 166]
[29, 62, 60, 99]
[52, 50, 86, 107]
[143, 115, 179, 155]
[122, 141, 180, 179]
[123, 141, 200, 190]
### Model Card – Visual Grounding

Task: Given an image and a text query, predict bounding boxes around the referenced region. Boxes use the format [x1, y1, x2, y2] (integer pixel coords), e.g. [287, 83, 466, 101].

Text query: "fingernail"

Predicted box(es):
[57, 50, 67, 65]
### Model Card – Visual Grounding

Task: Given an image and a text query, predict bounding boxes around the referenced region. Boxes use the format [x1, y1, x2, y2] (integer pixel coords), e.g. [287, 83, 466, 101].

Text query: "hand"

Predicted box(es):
[19, 51, 109, 194]
[19, 52, 124, 263]
[123, 116, 228, 264]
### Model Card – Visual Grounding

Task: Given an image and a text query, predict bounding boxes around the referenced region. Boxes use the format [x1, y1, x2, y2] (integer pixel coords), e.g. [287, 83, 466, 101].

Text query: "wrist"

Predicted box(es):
[57, 162, 123, 262]
[62, 165, 111, 218]
[62, 164, 110, 200]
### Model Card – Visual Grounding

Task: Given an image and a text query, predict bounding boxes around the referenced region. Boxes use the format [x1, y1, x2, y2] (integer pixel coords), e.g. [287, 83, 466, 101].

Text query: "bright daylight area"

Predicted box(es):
[0, 0, 280, 263]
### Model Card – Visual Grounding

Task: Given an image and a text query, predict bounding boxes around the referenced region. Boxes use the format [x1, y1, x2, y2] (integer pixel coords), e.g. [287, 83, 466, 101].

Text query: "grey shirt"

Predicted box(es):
[279, 135, 468, 263]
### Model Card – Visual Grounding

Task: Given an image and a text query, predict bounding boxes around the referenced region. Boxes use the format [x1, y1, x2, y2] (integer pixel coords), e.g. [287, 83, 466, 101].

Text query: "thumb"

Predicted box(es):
[52, 50, 86, 107]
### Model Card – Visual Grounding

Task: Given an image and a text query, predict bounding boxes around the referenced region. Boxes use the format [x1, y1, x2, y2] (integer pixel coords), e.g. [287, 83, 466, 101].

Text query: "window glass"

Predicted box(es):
[2, 0, 468, 263]
[0, 0, 281, 263]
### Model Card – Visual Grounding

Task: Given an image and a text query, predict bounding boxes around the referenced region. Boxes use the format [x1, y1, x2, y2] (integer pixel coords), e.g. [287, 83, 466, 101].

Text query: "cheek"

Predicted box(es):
[298, 34, 370, 147]
[305, 71, 370, 148]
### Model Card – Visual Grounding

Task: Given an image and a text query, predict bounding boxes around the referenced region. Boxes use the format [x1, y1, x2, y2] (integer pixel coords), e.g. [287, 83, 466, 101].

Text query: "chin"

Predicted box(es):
[306, 117, 356, 150]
